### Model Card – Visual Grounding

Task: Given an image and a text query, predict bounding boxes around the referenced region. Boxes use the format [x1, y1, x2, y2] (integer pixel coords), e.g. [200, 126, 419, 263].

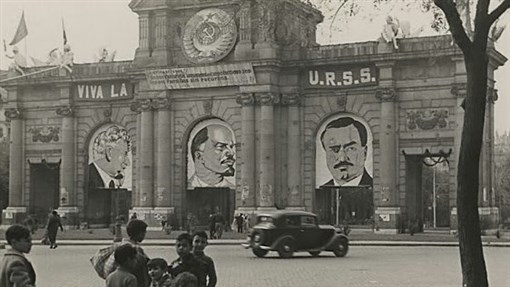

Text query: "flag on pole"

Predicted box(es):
[9, 11, 28, 46]
[62, 18, 67, 45]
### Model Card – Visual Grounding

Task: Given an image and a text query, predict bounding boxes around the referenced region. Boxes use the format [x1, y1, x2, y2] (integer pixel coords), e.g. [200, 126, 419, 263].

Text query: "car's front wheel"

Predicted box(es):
[277, 238, 295, 258]
[332, 237, 349, 257]
[252, 248, 268, 258]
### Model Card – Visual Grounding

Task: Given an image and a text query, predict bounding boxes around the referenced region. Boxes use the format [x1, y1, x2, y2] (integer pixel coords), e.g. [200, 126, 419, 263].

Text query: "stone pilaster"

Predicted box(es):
[256, 93, 279, 209]
[152, 10, 169, 64]
[2, 107, 26, 224]
[139, 99, 154, 208]
[255, 0, 278, 58]
[449, 83, 466, 230]
[374, 61, 400, 232]
[376, 87, 397, 205]
[55, 105, 79, 226]
[235, 1, 254, 59]
[281, 94, 303, 208]
[236, 94, 256, 209]
[133, 12, 151, 64]
[154, 97, 172, 208]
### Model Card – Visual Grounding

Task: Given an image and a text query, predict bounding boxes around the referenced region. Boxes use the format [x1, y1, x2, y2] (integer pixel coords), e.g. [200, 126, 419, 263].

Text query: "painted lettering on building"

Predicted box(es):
[74, 82, 133, 101]
[304, 66, 378, 89]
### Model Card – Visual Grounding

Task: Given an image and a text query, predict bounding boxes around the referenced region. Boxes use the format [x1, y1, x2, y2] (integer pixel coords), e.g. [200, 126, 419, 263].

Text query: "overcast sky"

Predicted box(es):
[0, 0, 508, 133]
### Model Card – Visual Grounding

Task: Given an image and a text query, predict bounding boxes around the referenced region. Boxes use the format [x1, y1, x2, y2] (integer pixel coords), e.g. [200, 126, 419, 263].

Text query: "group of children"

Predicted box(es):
[0, 222, 217, 287]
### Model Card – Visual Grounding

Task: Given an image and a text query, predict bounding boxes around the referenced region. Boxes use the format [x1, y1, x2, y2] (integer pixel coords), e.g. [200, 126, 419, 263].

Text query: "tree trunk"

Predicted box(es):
[457, 47, 489, 287]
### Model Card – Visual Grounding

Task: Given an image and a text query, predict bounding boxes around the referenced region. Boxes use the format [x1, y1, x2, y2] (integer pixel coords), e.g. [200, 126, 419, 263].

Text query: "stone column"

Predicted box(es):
[376, 88, 397, 206]
[2, 108, 25, 225]
[236, 94, 256, 211]
[130, 101, 142, 208]
[449, 83, 467, 230]
[282, 94, 303, 209]
[153, 97, 175, 219]
[56, 105, 79, 224]
[133, 99, 155, 221]
[374, 62, 400, 233]
[256, 93, 279, 209]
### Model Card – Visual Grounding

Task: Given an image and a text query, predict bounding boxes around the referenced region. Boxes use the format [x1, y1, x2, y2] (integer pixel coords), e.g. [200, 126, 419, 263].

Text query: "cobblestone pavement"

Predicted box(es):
[14, 245, 510, 287]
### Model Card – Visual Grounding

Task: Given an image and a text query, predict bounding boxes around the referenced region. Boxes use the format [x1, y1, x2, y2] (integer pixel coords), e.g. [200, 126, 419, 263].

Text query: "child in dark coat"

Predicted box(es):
[106, 244, 138, 287]
[147, 258, 172, 287]
[0, 225, 36, 287]
[168, 233, 206, 287]
[191, 231, 217, 287]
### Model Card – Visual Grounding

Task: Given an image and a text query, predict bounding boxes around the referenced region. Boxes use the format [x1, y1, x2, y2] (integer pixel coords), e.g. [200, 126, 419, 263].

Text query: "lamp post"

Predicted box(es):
[113, 171, 124, 242]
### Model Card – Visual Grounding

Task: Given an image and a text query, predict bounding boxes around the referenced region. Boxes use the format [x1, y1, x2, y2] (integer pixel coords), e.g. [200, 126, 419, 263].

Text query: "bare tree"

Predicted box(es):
[310, 0, 509, 286]
[432, 1, 509, 286]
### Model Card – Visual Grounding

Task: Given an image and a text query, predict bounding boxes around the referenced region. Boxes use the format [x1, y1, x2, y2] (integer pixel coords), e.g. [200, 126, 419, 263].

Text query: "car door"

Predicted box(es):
[299, 215, 321, 250]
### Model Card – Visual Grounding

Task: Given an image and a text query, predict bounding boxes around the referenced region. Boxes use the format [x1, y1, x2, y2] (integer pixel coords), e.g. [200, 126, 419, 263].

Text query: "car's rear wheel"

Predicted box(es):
[333, 237, 349, 257]
[309, 251, 321, 257]
[277, 238, 295, 258]
[252, 248, 268, 258]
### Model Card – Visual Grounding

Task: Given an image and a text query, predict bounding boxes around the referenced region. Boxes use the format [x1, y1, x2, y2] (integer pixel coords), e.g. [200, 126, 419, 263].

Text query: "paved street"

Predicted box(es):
[7, 244, 508, 287]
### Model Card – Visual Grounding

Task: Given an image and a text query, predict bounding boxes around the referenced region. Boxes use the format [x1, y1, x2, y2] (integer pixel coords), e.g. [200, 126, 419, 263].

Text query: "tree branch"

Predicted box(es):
[329, 0, 349, 30]
[488, 0, 510, 25]
[434, 0, 472, 52]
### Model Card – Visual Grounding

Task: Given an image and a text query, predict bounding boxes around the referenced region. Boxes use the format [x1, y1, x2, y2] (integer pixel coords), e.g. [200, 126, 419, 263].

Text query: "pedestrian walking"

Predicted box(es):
[0, 224, 36, 287]
[192, 231, 217, 287]
[208, 212, 216, 239]
[213, 211, 225, 239]
[235, 214, 244, 233]
[186, 212, 197, 234]
[106, 244, 138, 287]
[46, 210, 63, 249]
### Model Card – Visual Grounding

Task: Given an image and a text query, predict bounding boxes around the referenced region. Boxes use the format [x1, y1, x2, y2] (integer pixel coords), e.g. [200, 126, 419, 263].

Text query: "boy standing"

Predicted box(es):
[0, 225, 36, 287]
[147, 258, 172, 287]
[106, 244, 138, 287]
[168, 233, 206, 287]
[123, 219, 150, 287]
[191, 231, 217, 287]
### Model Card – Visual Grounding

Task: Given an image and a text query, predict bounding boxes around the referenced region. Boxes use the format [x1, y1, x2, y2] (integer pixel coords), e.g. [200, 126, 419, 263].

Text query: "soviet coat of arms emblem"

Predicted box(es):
[182, 8, 237, 64]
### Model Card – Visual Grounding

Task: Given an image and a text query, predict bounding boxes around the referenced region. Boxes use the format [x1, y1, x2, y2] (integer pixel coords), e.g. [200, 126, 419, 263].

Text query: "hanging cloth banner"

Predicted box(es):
[10, 11, 28, 46]
[145, 62, 256, 90]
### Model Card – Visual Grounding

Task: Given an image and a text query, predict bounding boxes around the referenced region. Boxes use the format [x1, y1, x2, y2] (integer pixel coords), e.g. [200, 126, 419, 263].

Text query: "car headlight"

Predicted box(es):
[253, 234, 261, 242]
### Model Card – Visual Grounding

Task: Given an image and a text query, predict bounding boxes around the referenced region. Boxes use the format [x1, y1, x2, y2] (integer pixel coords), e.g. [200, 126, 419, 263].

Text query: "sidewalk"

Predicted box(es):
[2, 228, 509, 247]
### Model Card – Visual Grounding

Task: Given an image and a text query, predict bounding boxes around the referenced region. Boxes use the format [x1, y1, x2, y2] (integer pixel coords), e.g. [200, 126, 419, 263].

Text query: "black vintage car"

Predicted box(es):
[242, 210, 349, 258]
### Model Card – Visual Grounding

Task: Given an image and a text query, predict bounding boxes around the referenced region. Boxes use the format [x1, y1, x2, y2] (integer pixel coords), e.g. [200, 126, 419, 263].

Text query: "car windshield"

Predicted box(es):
[257, 216, 274, 224]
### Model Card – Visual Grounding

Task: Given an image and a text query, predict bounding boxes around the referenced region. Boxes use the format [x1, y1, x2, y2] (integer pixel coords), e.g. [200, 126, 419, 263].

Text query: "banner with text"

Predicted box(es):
[74, 81, 134, 101]
[303, 65, 378, 89]
[145, 63, 256, 90]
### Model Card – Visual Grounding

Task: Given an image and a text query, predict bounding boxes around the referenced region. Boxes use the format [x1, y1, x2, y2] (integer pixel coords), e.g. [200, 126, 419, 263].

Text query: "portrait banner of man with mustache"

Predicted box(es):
[88, 124, 132, 190]
[187, 119, 236, 188]
[316, 115, 373, 188]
